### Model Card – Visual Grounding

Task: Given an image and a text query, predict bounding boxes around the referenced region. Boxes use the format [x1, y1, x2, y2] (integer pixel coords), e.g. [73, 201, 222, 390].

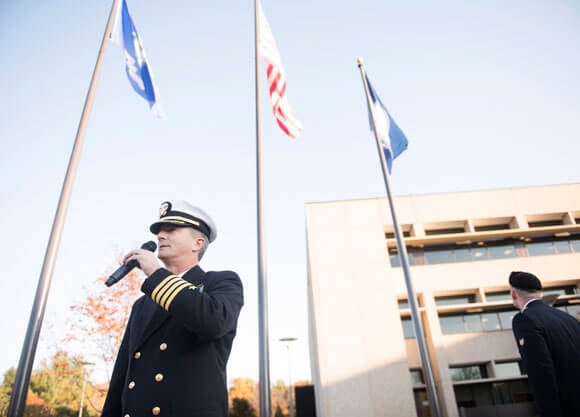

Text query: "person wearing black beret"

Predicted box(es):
[102, 200, 244, 417]
[509, 271, 580, 417]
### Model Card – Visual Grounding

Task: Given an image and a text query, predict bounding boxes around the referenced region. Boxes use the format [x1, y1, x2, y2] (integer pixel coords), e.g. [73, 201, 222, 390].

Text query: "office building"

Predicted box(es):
[305, 183, 580, 417]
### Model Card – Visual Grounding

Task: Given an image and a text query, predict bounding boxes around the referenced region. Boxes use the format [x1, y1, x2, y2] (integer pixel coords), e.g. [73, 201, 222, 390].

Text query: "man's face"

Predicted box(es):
[156, 225, 199, 263]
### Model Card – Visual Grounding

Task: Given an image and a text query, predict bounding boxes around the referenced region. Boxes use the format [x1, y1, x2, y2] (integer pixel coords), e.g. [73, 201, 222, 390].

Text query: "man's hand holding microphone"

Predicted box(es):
[105, 241, 160, 287]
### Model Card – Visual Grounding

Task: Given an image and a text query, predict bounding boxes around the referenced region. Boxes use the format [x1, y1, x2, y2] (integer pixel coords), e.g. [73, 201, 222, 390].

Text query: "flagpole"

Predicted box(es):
[7, 2, 120, 417]
[356, 58, 443, 417]
[254, 1, 272, 416]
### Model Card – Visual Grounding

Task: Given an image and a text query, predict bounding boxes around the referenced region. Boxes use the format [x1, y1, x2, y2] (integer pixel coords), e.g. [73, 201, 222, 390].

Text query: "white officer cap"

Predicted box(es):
[149, 200, 217, 243]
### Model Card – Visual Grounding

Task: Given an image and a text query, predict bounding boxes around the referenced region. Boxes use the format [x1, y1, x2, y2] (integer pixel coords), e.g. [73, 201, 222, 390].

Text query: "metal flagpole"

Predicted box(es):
[254, 1, 272, 416]
[7, 2, 120, 417]
[356, 58, 443, 417]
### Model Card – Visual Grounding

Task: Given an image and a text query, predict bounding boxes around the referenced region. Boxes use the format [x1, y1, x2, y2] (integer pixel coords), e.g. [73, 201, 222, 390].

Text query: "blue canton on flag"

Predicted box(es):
[111, 0, 163, 115]
[365, 74, 408, 173]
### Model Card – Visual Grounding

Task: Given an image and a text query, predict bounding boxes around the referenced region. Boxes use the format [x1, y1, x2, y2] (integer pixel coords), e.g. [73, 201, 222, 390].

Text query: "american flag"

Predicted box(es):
[258, 2, 302, 138]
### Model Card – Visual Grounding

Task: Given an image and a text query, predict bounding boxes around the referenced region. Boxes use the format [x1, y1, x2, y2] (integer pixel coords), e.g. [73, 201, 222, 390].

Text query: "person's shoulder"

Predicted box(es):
[134, 294, 148, 305]
[206, 269, 242, 283]
[206, 269, 239, 276]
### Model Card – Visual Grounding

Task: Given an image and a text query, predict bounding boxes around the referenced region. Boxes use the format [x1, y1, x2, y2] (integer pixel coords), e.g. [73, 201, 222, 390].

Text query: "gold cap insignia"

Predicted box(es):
[519, 338, 525, 346]
[159, 201, 171, 218]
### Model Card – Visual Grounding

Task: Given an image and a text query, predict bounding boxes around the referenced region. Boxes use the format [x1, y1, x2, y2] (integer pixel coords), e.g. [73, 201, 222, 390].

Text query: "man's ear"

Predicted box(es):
[192, 237, 205, 251]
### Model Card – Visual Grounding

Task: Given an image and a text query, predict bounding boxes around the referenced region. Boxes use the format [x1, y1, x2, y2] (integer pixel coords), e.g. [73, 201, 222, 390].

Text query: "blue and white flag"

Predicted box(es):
[365, 74, 408, 173]
[110, 0, 163, 116]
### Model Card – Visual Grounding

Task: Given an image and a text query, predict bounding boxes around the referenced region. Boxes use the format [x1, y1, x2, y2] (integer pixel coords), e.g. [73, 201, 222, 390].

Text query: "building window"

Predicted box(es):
[485, 291, 511, 303]
[435, 294, 476, 306]
[454, 380, 533, 411]
[424, 249, 455, 265]
[410, 369, 424, 385]
[474, 223, 511, 232]
[494, 361, 524, 378]
[481, 313, 501, 331]
[526, 241, 556, 256]
[528, 219, 563, 228]
[389, 233, 580, 268]
[553, 240, 572, 254]
[450, 364, 488, 382]
[385, 225, 412, 239]
[440, 310, 517, 334]
[439, 315, 466, 334]
[487, 245, 517, 259]
[413, 389, 431, 417]
[401, 317, 416, 338]
[498, 311, 516, 330]
[425, 227, 465, 236]
[464, 315, 483, 332]
[543, 286, 577, 297]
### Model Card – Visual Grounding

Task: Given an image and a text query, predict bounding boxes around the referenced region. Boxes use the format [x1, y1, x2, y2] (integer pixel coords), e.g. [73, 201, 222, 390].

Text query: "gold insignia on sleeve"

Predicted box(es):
[519, 338, 525, 346]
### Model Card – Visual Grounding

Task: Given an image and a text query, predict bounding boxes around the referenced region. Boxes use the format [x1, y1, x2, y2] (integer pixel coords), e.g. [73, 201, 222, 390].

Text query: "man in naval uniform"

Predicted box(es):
[101, 200, 244, 417]
[509, 271, 580, 417]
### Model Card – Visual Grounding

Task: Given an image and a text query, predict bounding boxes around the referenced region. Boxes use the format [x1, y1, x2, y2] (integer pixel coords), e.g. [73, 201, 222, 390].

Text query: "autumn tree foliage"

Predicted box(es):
[228, 378, 312, 417]
[65, 255, 143, 371]
[229, 378, 259, 413]
[229, 398, 257, 417]
[0, 351, 101, 417]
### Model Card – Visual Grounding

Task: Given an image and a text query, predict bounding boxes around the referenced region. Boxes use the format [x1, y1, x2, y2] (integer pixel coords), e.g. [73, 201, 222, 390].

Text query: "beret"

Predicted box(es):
[509, 271, 542, 292]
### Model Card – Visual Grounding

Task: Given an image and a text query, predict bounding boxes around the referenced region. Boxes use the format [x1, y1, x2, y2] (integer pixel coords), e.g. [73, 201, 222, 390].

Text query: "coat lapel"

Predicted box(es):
[132, 266, 206, 350]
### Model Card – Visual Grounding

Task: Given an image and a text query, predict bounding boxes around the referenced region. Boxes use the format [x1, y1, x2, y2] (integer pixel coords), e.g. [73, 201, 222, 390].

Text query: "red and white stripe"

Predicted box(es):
[258, 2, 302, 139]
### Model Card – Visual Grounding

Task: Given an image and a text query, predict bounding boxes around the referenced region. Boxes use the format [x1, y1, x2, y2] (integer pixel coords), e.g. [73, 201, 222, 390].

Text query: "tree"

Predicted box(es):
[229, 378, 259, 412]
[28, 351, 98, 417]
[0, 368, 16, 417]
[274, 404, 285, 417]
[229, 398, 257, 417]
[65, 254, 142, 372]
[0, 352, 101, 417]
[271, 380, 289, 417]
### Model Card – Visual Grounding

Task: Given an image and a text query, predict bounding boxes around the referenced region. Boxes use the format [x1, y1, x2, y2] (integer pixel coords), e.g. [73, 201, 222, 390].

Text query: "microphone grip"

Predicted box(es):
[105, 241, 157, 287]
[105, 260, 138, 287]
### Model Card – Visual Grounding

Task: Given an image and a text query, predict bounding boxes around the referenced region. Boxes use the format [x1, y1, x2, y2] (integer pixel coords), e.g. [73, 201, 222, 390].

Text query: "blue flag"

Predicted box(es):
[365, 74, 408, 173]
[111, 0, 162, 115]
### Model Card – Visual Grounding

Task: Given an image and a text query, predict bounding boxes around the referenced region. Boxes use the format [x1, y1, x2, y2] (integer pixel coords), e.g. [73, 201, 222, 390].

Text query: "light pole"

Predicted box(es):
[279, 337, 297, 417]
[76, 361, 94, 417]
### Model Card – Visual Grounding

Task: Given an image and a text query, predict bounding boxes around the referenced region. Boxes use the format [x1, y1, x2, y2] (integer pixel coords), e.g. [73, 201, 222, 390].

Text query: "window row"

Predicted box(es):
[401, 305, 580, 337]
[389, 235, 580, 267]
[411, 363, 532, 416]
[411, 361, 525, 386]
[387, 212, 576, 240]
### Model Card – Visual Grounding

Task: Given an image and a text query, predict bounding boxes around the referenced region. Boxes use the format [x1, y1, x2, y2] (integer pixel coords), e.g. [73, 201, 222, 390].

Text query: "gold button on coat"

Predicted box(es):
[134, 352, 141, 359]
[159, 343, 167, 351]
[152, 406, 161, 415]
[128, 381, 135, 389]
[155, 373, 164, 382]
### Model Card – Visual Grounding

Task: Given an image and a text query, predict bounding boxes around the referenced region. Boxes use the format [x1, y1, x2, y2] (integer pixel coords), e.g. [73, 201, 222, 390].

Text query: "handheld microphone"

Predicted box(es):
[105, 241, 157, 287]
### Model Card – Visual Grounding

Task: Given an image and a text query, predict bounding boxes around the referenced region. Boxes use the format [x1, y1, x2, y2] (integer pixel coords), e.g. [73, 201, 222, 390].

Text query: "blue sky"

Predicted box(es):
[1, 0, 579, 386]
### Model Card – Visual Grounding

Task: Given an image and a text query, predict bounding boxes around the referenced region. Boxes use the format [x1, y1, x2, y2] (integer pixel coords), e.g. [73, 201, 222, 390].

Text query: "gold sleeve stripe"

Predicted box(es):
[154, 277, 185, 303]
[158, 280, 189, 308]
[161, 282, 191, 310]
[151, 275, 181, 301]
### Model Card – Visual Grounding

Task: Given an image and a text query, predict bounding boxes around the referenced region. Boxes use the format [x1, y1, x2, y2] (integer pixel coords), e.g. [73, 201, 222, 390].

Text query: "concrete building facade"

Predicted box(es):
[305, 183, 580, 417]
